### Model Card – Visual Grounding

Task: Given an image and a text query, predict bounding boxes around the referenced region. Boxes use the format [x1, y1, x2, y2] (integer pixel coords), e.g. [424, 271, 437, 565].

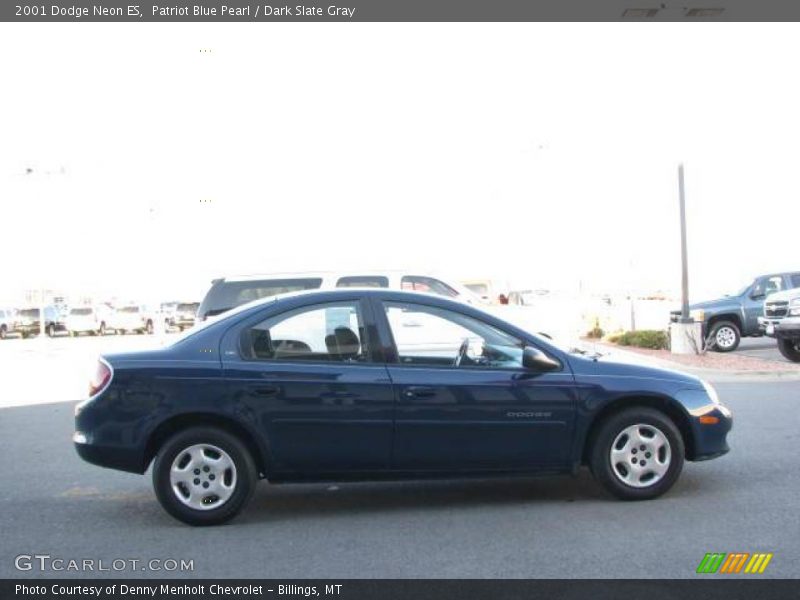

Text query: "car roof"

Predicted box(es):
[213, 270, 450, 282]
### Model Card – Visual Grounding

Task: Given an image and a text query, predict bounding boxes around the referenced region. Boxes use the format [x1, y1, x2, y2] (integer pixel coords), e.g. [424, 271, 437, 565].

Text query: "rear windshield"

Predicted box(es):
[177, 302, 199, 312]
[199, 278, 323, 317]
[118, 306, 140, 313]
[336, 276, 389, 288]
[70, 308, 92, 316]
[20, 309, 39, 318]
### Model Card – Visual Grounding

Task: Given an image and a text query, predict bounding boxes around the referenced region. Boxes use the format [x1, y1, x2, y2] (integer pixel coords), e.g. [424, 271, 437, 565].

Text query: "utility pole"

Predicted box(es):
[678, 163, 691, 323]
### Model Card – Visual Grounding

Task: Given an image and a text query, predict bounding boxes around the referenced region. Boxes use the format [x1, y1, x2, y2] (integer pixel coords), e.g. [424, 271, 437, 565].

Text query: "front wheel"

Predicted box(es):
[777, 338, 800, 362]
[47, 324, 56, 337]
[589, 407, 684, 500]
[152, 427, 257, 526]
[708, 320, 741, 352]
[145, 320, 154, 335]
[98, 323, 106, 336]
[0, 325, 6, 340]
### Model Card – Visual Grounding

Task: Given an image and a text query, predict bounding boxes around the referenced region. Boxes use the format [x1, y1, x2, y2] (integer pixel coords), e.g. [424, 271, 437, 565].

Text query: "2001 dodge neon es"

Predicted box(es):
[74, 289, 732, 525]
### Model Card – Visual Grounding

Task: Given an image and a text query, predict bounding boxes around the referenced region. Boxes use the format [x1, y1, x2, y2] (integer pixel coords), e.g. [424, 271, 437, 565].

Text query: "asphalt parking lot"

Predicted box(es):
[1, 344, 798, 578]
[735, 337, 786, 363]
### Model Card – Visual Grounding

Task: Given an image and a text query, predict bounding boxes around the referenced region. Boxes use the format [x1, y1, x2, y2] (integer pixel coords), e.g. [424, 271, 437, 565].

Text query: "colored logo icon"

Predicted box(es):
[696, 553, 773, 574]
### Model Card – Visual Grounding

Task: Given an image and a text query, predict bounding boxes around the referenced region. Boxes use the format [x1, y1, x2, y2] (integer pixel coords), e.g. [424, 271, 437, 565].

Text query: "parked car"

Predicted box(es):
[172, 302, 200, 331]
[112, 305, 158, 335]
[758, 287, 800, 362]
[16, 305, 67, 338]
[670, 271, 800, 352]
[196, 271, 486, 322]
[0, 308, 21, 339]
[66, 306, 114, 336]
[160, 302, 179, 331]
[75, 288, 732, 526]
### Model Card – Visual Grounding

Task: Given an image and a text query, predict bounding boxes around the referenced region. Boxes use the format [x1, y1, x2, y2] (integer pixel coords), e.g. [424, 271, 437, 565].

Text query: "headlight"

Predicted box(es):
[702, 380, 720, 405]
[690, 309, 706, 322]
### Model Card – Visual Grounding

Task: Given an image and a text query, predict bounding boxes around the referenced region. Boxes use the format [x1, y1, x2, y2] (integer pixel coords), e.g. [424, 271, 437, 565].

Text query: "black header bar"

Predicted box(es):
[4, 0, 800, 22]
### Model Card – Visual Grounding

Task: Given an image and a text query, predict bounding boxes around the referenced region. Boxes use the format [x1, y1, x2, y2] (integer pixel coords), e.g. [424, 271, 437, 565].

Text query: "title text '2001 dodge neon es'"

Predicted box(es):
[74, 289, 732, 525]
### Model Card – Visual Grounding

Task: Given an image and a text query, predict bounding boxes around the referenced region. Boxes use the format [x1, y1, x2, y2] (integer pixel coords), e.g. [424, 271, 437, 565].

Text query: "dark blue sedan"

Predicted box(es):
[74, 289, 732, 525]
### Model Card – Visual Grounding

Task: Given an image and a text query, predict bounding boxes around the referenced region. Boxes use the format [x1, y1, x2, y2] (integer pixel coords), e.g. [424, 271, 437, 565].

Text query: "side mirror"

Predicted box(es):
[522, 346, 561, 371]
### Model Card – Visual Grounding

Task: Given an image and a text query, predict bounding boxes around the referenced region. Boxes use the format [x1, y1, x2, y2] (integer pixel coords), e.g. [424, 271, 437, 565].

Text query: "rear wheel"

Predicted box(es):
[0, 325, 6, 340]
[777, 338, 800, 362]
[98, 322, 106, 336]
[708, 320, 740, 352]
[145, 320, 154, 335]
[589, 407, 684, 500]
[152, 427, 257, 526]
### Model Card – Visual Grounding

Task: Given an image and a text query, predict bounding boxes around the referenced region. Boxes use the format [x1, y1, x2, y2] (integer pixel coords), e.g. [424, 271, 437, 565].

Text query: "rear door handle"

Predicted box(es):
[403, 386, 437, 399]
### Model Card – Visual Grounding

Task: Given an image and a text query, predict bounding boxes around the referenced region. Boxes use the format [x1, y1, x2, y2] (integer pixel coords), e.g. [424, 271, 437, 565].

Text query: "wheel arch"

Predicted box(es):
[706, 313, 742, 332]
[143, 413, 270, 478]
[581, 394, 696, 463]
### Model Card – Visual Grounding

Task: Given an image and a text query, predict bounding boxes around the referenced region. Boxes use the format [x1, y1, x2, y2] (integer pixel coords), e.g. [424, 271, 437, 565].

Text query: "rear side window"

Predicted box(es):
[401, 276, 458, 298]
[242, 302, 369, 363]
[336, 276, 389, 288]
[200, 278, 323, 318]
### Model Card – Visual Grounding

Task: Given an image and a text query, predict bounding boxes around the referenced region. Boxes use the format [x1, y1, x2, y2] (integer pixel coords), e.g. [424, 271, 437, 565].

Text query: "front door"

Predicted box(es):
[221, 299, 394, 473]
[377, 299, 576, 471]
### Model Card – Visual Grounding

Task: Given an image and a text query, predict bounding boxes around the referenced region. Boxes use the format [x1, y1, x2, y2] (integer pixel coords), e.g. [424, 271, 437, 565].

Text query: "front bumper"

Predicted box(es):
[759, 316, 800, 339]
[690, 403, 733, 461]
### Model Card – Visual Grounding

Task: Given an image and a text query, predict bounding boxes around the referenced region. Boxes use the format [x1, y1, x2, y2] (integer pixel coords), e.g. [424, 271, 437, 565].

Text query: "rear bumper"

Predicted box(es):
[73, 432, 145, 474]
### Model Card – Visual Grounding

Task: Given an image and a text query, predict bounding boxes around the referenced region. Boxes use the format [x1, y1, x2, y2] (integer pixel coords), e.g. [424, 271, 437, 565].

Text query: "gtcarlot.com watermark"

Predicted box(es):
[15, 554, 194, 573]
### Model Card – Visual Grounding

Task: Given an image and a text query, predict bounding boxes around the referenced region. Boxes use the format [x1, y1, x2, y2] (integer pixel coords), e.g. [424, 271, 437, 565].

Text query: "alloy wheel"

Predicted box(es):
[715, 326, 737, 349]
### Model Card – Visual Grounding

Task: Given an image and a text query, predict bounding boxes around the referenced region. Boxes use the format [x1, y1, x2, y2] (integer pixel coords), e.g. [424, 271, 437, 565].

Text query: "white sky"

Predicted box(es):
[1, 23, 799, 304]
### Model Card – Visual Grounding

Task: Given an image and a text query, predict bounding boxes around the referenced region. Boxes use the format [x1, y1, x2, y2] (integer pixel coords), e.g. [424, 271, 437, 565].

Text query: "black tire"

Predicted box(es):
[589, 407, 685, 501]
[152, 427, 257, 526]
[708, 320, 741, 352]
[47, 324, 55, 337]
[777, 338, 800, 363]
[117, 329, 125, 335]
[146, 320, 154, 335]
[98, 323, 106, 336]
[0, 325, 6, 340]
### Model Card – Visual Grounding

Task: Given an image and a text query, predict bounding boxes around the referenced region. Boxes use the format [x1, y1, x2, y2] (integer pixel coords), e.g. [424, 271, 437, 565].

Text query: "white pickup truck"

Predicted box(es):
[759, 288, 800, 362]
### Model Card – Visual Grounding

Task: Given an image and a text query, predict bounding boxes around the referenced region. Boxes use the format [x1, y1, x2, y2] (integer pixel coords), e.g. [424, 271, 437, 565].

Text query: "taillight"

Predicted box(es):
[89, 359, 112, 397]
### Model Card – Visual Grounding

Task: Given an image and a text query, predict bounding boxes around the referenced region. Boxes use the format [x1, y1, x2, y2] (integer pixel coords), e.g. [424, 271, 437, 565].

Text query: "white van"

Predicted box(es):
[196, 271, 485, 322]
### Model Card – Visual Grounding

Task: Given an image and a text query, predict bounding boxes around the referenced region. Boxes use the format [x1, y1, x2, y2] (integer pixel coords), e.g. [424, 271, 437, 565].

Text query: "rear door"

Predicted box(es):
[373, 297, 576, 471]
[220, 296, 394, 473]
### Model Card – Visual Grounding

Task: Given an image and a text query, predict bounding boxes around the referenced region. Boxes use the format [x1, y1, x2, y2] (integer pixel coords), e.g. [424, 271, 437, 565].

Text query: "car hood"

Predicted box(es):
[765, 288, 800, 302]
[568, 351, 703, 388]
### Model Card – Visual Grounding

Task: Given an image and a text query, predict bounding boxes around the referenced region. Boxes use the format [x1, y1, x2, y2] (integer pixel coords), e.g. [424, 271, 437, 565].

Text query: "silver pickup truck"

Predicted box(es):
[759, 288, 800, 362]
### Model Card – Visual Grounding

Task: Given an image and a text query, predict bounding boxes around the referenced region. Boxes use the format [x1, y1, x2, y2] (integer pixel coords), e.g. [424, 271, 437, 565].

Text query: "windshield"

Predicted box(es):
[70, 308, 92, 316]
[20, 309, 39, 318]
[728, 280, 754, 297]
[118, 306, 139, 313]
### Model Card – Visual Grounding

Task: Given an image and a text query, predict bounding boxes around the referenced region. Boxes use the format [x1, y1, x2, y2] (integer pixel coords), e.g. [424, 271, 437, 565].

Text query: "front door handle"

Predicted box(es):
[403, 386, 437, 399]
[251, 385, 279, 397]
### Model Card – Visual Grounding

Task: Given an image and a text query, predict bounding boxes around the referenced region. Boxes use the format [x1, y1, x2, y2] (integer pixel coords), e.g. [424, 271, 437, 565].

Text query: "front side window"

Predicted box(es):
[383, 302, 523, 368]
[400, 276, 458, 298]
[753, 276, 783, 298]
[243, 302, 369, 363]
[336, 276, 389, 288]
